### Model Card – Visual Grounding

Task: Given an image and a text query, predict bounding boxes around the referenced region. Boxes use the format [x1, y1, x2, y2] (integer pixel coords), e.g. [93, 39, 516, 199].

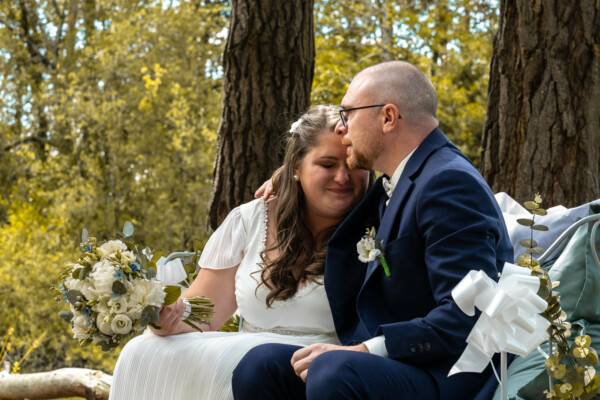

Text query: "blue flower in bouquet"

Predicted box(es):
[130, 262, 141, 273]
[113, 269, 124, 280]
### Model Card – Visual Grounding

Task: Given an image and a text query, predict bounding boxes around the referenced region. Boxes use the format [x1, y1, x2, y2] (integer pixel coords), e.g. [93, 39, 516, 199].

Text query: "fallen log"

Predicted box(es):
[0, 368, 111, 400]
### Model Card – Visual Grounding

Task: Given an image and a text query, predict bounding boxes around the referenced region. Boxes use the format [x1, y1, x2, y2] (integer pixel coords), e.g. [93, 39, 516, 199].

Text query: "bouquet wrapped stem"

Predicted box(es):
[180, 297, 214, 330]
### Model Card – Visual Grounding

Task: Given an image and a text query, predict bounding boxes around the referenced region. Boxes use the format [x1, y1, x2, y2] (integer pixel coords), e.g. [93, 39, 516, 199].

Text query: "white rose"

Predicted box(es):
[88, 259, 118, 297]
[64, 276, 86, 293]
[129, 278, 166, 308]
[72, 315, 91, 339]
[357, 238, 381, 262]
[98, 240, 127, 258]
[92, 296, 111, 315]
[108, 296, 129, 314]
[121, 250, 136, 265]
[96, 313, 113, 336]
[111, 314, 133, 335]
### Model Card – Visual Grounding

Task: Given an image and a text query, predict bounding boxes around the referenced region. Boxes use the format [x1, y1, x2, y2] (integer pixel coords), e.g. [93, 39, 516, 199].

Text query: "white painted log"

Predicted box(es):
[0, 368, 111, 400]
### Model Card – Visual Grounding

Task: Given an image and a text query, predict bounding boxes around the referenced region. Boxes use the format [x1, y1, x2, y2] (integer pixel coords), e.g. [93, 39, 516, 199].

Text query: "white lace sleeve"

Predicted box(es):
[198, 206, 246, 270]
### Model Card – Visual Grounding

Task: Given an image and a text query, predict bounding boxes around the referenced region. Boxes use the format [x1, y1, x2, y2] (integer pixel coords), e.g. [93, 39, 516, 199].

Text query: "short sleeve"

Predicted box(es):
[198, 206, 246, 269]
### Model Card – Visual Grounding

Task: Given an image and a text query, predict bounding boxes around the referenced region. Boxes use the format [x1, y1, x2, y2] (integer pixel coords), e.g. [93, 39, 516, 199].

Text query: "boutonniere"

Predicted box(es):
[356, 227, 391, 277]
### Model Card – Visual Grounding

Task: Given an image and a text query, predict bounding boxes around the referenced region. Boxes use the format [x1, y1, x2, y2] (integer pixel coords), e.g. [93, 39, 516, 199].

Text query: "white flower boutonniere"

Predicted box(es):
[357, 227, 391, 277]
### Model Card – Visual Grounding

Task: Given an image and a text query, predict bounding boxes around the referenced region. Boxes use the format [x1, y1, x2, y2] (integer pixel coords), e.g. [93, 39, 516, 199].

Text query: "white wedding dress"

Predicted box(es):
[110, 199, 339, 400]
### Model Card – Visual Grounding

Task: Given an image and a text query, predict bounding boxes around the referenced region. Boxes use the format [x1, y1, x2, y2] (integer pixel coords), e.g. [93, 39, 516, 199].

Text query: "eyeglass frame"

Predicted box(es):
[338, 104, 401, 127]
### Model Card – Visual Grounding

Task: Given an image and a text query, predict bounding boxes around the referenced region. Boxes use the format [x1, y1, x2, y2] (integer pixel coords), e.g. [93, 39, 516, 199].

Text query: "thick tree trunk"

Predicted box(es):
[0, 368, 111, 400]
[481, 1, 600, 207]
[208, 0, 315, 228]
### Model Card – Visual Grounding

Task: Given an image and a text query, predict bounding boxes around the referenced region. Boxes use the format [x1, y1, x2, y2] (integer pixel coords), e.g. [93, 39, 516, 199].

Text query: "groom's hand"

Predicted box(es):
[291, 343, 369, 382]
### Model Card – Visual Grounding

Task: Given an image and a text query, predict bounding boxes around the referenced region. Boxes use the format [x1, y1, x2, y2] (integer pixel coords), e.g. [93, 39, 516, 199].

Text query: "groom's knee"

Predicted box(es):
[306, 351, 367, 399]
[232, 343, 302, 399]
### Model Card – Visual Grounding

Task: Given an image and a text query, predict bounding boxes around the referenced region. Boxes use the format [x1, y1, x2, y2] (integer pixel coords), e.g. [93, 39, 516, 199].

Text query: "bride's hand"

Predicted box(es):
[151, 298, 187, 336]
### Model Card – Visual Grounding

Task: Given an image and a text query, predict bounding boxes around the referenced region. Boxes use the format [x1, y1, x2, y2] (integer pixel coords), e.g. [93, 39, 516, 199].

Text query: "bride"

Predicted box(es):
[109, 105, 370, 400]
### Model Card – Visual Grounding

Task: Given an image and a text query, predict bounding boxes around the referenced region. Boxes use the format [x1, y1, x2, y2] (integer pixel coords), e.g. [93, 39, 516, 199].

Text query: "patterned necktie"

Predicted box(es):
[382, 177, 393, 199]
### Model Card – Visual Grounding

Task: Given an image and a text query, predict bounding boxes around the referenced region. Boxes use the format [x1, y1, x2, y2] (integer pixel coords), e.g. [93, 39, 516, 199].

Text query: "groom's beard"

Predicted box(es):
[347, 150, 372, 171]
[346, 140, 381, 171]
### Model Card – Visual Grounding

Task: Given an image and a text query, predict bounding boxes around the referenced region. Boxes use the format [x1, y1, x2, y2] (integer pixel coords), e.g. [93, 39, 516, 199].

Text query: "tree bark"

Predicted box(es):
[481, 0, 600, 207]
[208, 0, 315, 228]
[0, 368, 111, 400]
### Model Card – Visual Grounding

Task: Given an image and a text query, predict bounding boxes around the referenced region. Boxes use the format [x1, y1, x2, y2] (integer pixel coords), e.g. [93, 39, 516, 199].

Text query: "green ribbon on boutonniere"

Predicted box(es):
[356, 227, 391, 277]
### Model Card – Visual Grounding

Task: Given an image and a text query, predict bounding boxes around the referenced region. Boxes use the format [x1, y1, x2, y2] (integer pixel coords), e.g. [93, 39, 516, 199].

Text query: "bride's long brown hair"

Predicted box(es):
[259, 105, 347, 307]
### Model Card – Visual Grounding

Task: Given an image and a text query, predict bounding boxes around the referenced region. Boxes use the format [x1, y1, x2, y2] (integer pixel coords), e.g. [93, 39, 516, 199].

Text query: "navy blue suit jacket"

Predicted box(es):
[324, 128, 513, 399]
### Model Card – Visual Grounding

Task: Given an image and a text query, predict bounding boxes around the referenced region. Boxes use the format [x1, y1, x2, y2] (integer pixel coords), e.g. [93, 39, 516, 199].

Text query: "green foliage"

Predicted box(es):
[0, 0, 227, 372]
[516, 195, 600, 399]
[312, 0, 498, 166]
[0, 0, 500, 375]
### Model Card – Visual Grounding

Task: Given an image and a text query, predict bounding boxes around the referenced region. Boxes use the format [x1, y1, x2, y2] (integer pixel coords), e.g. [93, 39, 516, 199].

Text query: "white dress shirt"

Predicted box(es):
[363, 147, 417, 357]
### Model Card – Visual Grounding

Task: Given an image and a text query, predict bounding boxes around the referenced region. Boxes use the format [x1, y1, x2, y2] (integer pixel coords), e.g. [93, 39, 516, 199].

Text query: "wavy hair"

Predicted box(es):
[258, 105, 347, 307]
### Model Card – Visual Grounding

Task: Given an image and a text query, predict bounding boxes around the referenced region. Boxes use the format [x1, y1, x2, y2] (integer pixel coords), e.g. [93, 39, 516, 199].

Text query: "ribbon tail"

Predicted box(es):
[448, 344, 491, 376]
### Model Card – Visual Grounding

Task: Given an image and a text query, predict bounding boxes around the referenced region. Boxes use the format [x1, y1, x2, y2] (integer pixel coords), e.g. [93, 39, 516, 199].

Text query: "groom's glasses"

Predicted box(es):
[339, 104, 401, 127]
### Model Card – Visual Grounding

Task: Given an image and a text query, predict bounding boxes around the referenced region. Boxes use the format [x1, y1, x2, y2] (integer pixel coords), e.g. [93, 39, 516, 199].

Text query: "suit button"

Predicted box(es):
[424, 342, 431, 351]
[409, 344, 416, 353]
[416, 343, 424, 352]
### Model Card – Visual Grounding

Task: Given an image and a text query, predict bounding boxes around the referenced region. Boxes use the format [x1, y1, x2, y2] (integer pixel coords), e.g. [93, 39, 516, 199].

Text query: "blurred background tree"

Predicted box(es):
[0, 0, 499, 375]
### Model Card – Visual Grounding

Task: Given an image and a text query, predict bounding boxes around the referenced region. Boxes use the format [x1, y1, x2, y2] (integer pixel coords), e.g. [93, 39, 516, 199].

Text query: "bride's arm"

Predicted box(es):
[151, 265, 239, 336]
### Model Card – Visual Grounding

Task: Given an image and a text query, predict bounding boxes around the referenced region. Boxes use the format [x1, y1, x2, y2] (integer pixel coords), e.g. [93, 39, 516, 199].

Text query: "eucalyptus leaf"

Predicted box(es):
[184, 263, 195, 274]
[517, 218, 534, 226]
[66, 290, 84, 305]
[532, 224, 549, 231]
[531, 208, 548, 216]
[123, 221, 134, 237]
[141, 305, 155, 326]
[81, 228, 89, 243]
[537, 285, 550, 299]
[519, 238, 538, 248]
[80, 266, 92, 279]
[523, 201, 539, 210]
[112, 280, 127, 295]
[146, 266, 157, 279]
[526, 246, 544, 254]
[58, 310, 74, 323]
[163, 285, 181, 306]
[151, 250, 164, 262]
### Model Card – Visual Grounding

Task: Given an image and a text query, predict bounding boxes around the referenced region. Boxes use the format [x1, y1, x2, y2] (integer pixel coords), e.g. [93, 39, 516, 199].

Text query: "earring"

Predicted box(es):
[293, 174, 299, 182]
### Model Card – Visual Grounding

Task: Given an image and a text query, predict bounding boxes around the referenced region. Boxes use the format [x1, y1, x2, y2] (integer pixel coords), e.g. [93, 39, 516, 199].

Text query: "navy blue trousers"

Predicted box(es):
[232, 343, 442, 400]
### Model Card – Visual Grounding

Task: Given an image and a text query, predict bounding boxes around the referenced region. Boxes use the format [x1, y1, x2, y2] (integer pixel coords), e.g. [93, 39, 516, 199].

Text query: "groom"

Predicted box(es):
[232, 61, 513, 399]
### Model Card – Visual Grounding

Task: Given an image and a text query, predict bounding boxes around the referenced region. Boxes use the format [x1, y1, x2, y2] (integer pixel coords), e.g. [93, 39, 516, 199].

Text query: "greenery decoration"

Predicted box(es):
[516, 194, 600, 399]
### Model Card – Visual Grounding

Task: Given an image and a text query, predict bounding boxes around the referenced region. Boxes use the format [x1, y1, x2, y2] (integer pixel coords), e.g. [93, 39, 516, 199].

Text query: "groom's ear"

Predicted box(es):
[382, 104, 400, 134]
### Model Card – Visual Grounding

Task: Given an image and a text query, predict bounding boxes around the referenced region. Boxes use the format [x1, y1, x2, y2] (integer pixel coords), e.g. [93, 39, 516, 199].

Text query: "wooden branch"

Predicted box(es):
[3, 136, 46, 153]
[0, 368, 112, 400]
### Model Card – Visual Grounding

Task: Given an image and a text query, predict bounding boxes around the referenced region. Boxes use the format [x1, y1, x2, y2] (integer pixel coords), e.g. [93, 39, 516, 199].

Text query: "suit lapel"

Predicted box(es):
[365, 128, 451, 282]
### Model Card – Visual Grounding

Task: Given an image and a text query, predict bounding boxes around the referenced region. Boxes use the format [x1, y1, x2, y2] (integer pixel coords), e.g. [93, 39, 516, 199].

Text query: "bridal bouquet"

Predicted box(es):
[55, 222, 213, 351]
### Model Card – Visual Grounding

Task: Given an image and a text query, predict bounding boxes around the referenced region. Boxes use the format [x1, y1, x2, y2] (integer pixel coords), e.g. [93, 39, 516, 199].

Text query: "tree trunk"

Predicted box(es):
[0, 368, 111, 400]
[208, 0, 315, 228]
[481, 0, 600, 207]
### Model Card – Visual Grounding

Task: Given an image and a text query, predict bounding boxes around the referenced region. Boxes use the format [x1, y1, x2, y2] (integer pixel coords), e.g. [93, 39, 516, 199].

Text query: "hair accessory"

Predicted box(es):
[293, 174, 299, 182]
[289, 117, 303, 135]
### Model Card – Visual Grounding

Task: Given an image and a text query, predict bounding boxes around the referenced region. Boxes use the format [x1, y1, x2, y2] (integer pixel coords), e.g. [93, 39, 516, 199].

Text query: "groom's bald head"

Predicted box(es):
[354, 61, 438, 127]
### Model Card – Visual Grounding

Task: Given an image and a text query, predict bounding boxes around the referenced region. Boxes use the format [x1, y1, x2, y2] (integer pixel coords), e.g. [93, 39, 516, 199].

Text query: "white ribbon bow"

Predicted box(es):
[448, 262, 550, 376]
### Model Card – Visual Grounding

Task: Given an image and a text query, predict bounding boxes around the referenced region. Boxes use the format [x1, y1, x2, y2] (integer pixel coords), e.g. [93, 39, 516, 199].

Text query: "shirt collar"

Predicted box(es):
[384, 147, 418, 198]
